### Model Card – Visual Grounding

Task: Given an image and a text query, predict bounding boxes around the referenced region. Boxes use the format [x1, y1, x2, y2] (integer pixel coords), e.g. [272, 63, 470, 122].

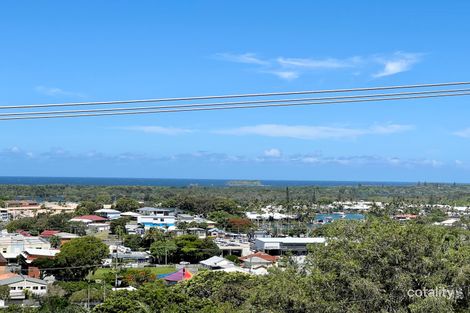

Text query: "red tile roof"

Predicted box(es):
[40, 230, 60, 238]
[16, 230, 32, 237]
[239, 252, 279, 263]
[73, 215, 107, 221]
[0, 273, 19, 280]
[393, 214, 418, 219]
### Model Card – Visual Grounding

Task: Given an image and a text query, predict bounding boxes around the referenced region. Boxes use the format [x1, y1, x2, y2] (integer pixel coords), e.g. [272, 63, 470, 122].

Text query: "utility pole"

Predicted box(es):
[286, 187, 291, 235]
[102, 279, 106, 301]
[87, 283, 90, 309]
[113, 248, 118, 288]
[165, 246, 167, 265]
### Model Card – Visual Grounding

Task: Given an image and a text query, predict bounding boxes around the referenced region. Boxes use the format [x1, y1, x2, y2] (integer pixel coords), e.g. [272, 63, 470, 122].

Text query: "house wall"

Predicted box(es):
[0, 236, 51, 259]
[8, 280, 47, 298]
[137, 216, 175, 229]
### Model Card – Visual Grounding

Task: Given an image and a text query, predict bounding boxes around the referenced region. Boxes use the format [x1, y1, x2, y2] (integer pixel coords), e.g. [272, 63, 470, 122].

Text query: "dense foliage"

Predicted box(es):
[3, 183, 470, 211]
[35, 236, 109, 281]
[1, 218, 469, 312]
[150, 235, 220, 264]
[6, 213, 85, 235]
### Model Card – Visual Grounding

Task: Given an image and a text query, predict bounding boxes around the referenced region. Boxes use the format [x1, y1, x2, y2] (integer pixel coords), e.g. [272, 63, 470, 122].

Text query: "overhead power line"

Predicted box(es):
[0, 87, 469, 118]
[1, 81, 470, 110]
[1, 90, 470, 121]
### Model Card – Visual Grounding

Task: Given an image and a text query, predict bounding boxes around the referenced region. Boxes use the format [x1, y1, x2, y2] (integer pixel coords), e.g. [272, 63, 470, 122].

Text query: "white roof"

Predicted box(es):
[438, 218, 460, 225]
[200, 256, 233, 268]
[55, 232, 79, 239]
[112, 286, 137, 291]
[23, 248, 60, 257]
[121, 211, 141, 217]
[70, 218, 92, 223]
[242, 256, 272, 264]
[256, 237, 326, 244]
[214, 266, 268, 275]
[95, 208, 121, 214]
[214, 266, 250, 274]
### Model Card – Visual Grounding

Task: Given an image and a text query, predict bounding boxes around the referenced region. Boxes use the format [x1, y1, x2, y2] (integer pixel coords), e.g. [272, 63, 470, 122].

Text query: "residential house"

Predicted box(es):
[215, 239, 251, 257]
[239, 252, 278, 269]
[108, 245, 151, 264]
[40, 230, 79, 246]
[4, 201, 76, 219]
[434, 218, 460, 227]
[95, 208, 121, 220]
[70, 215, 108, 224]
[120, 211, 141, 219]
[137, 207, 176, 230]
[19, 249, 60, 279]
[254, 237, 326, 255]
[185, 228, 207, 239]
[0, 209, 10, 222]
[200, 256, 234, 270]
[0, 234, 51, 262]
[0, 273, 48, 299]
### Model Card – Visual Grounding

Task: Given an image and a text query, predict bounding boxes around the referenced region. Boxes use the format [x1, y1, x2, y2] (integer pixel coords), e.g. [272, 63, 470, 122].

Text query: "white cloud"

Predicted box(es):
[216, 51, 423, 80]
[369, 124, 414, 134]
[277, 56, 361, 69]
[214, 52, 268, 65]
[265, 70, 299, 80]
[372, 52, 422, 78]
[453, 128, 470, 138]
[35, 86, 85, 98]
[216, 123, 412, 140]
[117, 126, 194, 135]
[264, 148, 282, 158]
[0, 145, 448, 171]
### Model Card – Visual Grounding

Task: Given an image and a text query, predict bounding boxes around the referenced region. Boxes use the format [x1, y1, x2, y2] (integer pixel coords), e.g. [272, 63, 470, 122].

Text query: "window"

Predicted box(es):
[33, 286, 38, 290]
[10, 287, 15, 290]
[18, 287, 23, 290]
[40, 286, 46, 290]
[2, 248, 6, 253]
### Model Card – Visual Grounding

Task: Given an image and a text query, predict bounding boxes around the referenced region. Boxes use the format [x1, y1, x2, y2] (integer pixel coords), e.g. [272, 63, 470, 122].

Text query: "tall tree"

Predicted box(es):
[56, 236, 109, 281]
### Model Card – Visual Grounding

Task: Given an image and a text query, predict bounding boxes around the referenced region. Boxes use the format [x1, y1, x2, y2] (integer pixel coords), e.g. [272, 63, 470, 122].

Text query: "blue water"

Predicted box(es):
[0, 176, 417, 187]
[315, 213, 365, 221]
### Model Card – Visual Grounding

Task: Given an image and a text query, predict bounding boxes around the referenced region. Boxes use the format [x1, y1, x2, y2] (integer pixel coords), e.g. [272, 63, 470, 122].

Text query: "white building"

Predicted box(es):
[0, 273, 48, 299]
[434, 218, 460, 227]
[255, 237, 326, 255]
[0, 234, 51, 261]
[200, 256, 234, 270]
[215, 239, 251, 257]
[95, 208, 121, 220]
[137, 208, 176, 230]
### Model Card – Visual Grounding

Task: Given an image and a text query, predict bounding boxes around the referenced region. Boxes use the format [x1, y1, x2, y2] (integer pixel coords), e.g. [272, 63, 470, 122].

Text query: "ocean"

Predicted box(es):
[0, 176, 416, 187]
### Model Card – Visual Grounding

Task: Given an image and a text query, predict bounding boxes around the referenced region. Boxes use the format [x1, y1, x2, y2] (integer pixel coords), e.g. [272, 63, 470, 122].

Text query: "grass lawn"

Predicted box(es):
[88, 266, 176, 281]
[93, 231, 110, 240]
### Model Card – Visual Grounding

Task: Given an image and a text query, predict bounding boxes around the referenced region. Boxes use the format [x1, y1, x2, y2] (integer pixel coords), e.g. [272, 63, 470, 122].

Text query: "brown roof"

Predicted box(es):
[40, 230, 60, 238]
[239, 252, 278, 263]
[0, 273, 18, 280]
[73, 215, 107, 221]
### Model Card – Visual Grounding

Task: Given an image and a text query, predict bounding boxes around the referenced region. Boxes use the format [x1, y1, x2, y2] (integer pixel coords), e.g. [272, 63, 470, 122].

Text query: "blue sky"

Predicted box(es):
[1, 1, 470, 182]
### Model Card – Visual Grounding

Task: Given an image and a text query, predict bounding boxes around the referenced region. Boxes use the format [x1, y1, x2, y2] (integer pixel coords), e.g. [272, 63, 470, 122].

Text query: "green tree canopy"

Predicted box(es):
[56, 236, 109, 281]
[74, 201, 103, 216]
[114, 198, 140, 212]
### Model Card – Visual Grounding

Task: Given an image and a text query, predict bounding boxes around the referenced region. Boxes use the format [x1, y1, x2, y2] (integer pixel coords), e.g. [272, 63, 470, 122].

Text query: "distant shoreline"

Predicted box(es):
[0, 176, 457, 187]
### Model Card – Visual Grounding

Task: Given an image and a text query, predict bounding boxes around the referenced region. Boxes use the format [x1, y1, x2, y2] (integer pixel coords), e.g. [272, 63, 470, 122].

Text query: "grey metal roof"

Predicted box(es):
[138, 207, 173, 212]
[0, 275, 47, 286]
[0, 276, 22, 286]
[111, 252, 151, 260]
